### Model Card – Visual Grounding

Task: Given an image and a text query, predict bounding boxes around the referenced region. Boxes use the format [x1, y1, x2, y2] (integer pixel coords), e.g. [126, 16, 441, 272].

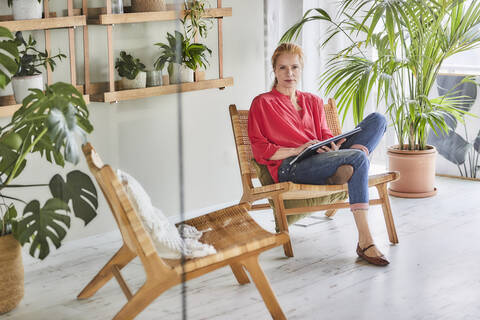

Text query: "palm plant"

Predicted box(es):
[281, 0, 480, 150]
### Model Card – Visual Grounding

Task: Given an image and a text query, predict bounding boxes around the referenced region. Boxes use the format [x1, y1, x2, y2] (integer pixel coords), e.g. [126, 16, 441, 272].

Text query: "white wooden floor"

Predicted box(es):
[3, 176, 480, 320]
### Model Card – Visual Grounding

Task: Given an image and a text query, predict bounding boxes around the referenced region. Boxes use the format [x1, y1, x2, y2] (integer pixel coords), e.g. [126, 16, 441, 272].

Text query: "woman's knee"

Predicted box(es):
[344, 149, 368, 165]
[367, 112, 387, 132]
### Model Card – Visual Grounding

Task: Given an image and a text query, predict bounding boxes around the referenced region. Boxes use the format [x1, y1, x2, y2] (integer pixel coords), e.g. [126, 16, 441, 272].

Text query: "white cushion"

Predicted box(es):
[116, 169, 216, 259]
[116, 169, 184, 259]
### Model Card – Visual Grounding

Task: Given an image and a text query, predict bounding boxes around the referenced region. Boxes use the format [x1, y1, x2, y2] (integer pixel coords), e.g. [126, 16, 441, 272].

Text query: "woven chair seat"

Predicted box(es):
[163, 204, 289, 273]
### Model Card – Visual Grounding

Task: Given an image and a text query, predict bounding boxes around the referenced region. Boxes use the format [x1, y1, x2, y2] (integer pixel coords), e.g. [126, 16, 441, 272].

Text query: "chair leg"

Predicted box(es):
[241, 255, 286, 320]
[272, 195, 294, 257]
[325, 209, 337, 217]
[113, 282, 167, 320]
[230, 262, 250, 285]
[376, 183, 399, 244]
[78, 244, 136, 299]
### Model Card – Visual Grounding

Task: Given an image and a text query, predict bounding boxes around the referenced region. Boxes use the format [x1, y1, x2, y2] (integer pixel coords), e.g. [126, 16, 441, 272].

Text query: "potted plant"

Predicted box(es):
[12, 31, 66, 104]
[0, 26, 97, 313]
[0, 82, 98, 314]
[181, 0, 212, 40]
[281, 0, 480, 197]
[8, 0, 43, 21]
[115, 51, 147, 90]
[154, 30, 211, 84]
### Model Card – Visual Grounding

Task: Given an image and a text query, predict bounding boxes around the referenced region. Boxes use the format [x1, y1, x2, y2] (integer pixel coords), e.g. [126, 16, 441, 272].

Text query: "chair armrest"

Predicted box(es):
[246, 182, 292, 201]
[368, 171, 400, 186]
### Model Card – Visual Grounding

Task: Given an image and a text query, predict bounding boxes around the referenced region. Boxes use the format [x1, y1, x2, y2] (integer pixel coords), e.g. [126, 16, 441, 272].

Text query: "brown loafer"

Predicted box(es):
[356, 243, 389, 266]
[326, 165, 353, 185]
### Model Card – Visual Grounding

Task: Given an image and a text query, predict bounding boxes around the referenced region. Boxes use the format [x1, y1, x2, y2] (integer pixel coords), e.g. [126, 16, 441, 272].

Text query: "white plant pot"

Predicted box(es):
[12, 0, 43, 20]
[168, 63, 194, 84]
[120, 71, 146, 90]
[12, 74, 43, 104]
[0, 83, 13, 98]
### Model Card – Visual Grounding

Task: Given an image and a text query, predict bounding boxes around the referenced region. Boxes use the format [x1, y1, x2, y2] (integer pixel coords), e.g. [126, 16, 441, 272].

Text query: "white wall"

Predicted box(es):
[0, 0, 265, 243]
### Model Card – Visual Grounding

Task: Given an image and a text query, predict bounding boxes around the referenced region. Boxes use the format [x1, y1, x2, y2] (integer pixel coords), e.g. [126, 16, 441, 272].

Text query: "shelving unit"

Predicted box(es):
[83, 0, 233, 103]
[0, 90, 90, 118]
[0, 0, 233, 116]
[0, 0, 88, 118]
[0, 15, 85, 31]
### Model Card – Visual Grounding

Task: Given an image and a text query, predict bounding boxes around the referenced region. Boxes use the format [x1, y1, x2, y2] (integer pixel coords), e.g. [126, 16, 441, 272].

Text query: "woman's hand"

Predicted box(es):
[316, 138, 346, 153]
[295, 140, 320, 155]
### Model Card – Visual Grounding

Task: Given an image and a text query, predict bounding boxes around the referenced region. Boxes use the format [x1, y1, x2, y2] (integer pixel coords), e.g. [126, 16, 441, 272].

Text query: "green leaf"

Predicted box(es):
[47, 103, 85, 165]
[0, 27, 14, 39]
[49, 170, 98, 225]
[15, 198, 70, 260]
[0, 138, 26, 179]
[0, 132, 22, 150]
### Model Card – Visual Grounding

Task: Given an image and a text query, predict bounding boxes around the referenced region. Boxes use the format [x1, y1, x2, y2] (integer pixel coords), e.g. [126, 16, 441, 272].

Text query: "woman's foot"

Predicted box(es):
[356, 243, 389, 266]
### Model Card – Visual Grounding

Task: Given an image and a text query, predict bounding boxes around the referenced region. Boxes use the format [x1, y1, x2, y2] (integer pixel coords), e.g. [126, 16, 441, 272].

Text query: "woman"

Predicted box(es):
[248, 43, 389, 266]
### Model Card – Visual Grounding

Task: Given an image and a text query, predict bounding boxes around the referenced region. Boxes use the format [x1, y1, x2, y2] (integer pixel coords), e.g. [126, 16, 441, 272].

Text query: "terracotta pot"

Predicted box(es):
[387, 145, 437, 198]
[0, 235, 24, 314]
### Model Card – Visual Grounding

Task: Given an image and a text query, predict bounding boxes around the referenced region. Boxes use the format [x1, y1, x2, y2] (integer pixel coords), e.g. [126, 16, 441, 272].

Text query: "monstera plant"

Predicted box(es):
[0, 82, 98, 260]
[0, 25, 97, 314]
[428, 75, 480, 179]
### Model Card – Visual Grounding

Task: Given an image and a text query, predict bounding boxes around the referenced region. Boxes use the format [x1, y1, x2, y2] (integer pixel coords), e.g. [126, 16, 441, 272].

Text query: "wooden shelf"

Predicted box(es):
[0, 12, 57, 22]
[0, 15, 86, 31]
[0, 103, 21, 118]
[0, 93, 90, 119]
[87, 7, 232, 25]
[89, 77, 233, 102]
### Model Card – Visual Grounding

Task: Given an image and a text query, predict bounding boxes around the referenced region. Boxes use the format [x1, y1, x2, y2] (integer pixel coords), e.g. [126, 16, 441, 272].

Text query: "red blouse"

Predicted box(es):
[248, 88, 333, 182]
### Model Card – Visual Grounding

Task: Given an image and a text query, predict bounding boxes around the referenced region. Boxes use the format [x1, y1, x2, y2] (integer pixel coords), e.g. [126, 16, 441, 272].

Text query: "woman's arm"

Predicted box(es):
[269, 140, 319, 160]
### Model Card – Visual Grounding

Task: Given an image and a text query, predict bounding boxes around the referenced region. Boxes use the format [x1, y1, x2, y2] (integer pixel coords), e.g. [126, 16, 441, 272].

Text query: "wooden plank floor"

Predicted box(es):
[3, 176, 480, 320]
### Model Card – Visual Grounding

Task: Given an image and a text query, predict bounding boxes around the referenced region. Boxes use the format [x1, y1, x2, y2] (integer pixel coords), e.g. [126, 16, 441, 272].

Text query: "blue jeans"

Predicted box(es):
[278, 112, 387, 209]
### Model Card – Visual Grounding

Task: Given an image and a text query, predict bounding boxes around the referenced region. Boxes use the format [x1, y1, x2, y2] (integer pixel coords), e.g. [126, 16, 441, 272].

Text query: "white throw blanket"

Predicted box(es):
[116, 169, 216, 259]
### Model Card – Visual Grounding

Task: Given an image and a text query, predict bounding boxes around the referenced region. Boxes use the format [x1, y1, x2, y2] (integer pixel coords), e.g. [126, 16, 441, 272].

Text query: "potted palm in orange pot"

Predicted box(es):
[281, 0, 480, 197]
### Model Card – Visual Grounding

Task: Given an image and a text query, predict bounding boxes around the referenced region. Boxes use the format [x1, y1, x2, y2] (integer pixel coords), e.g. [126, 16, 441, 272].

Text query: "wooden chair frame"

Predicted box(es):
[78, 143, 290, 319]
[229, 99, 400, 257]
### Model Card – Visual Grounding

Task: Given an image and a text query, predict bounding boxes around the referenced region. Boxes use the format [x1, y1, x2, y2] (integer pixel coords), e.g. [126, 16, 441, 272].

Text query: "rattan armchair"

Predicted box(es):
[78, 143, 289, 319]
[229, 99, 400, 257]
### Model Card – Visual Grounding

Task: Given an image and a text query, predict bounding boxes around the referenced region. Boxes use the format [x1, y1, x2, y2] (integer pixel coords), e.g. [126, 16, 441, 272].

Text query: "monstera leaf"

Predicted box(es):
[9, 82, 92, 167]
[47, 103, 85, 165]
[0, 26, 19, 89]
[428, 130, 471, 165]
[474, 130, 480, 153]
[15, 198, 70, 260]
[49, 170, 98, 225]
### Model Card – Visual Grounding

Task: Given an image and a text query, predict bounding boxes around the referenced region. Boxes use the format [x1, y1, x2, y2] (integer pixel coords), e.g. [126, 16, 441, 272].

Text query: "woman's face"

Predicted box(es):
[274, 53, 302, 91]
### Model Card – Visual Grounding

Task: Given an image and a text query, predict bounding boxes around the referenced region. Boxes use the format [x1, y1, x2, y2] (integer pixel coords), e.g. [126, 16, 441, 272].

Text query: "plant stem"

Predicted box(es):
[1, 184, 48, 188]
[457, 165, 464, 177]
